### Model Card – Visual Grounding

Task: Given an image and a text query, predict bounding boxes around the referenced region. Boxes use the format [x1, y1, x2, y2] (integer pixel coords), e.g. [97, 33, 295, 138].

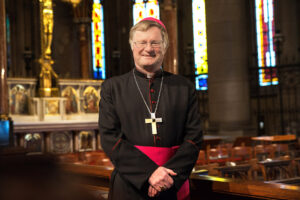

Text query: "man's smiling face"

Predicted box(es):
[131, 26, 166, 72]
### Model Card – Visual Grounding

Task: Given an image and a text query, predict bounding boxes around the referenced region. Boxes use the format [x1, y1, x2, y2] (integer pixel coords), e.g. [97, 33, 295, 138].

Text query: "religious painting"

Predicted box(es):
[24, 133, 43, 153]
[78, 131, 95, 151]
[45, 99, 59, 115]
[10, 84, 29, 115]
[62, 86, 78, 114]
[50, 131, 72, 154]
[82, 86, 99, 113]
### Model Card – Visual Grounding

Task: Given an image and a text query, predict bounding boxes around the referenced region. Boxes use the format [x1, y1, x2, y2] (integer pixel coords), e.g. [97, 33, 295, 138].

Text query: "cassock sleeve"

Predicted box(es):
[163, 84, 203, 191]
[98, 80, 158, 191]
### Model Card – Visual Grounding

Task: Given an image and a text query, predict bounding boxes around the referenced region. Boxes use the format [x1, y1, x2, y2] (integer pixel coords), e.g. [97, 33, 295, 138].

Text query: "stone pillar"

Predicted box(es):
[0, 0, 8, 118]
[71, 0, 93, 79]
[78, 23, 90, 79]
[206, 0, 252, 136]
[277, 0, 300, 64]
[160, 0, 178, 74]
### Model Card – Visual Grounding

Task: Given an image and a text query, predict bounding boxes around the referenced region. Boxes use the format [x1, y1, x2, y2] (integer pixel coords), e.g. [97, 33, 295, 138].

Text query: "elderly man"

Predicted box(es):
[99, 17, 202, 200]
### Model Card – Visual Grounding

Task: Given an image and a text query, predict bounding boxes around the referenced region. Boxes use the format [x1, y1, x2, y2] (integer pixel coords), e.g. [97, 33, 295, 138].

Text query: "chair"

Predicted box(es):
[264, 144, 276, 158]
[230, 146, 252, 163]
[206, 145, 229, 165]
[294, 157, 300, 176]
[202, 138, 221, 150]
[272, 143, 290, 158]
[254, 145, 272, 161]
[233, 136, 253, 147]
[247, 158, 261, 181]
[196, 150, 206, 165]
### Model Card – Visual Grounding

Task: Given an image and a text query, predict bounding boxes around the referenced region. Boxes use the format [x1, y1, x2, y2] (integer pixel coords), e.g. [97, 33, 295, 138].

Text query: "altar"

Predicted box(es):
[8, 77, 103, 154]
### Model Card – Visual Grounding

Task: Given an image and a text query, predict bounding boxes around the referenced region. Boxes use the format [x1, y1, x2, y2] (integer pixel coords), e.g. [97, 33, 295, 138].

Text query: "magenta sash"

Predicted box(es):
[135, 145, 190, 200]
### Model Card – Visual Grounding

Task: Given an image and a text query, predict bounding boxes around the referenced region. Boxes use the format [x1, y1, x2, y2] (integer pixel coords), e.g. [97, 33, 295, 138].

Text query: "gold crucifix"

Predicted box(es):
[145, 113, 162, 135]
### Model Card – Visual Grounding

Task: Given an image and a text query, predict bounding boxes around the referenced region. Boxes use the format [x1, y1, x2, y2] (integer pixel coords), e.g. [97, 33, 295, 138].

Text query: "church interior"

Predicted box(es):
[1, 0, 300, 199]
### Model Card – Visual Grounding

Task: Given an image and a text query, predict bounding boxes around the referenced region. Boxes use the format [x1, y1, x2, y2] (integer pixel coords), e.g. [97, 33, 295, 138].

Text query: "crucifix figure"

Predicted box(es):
[145, 113, 162, 135]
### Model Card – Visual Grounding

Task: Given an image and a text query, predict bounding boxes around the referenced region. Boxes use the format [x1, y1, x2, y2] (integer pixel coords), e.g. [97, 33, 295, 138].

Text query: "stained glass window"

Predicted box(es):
[192, 0, 208, 90]
[255, 0, 277, 86]
[133, 0, 160, 25]
[91, 0, 106, 79]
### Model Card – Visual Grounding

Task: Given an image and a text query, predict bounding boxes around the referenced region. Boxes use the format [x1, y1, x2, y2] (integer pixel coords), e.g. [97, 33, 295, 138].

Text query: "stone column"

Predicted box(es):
[206, 0, 252, 136]
[0, 0, 8, 118]
[71, 0, 93, 79]
[277, 0, 300, 64]
[160, 0, 178, 74]
[78, 23, 90, 79]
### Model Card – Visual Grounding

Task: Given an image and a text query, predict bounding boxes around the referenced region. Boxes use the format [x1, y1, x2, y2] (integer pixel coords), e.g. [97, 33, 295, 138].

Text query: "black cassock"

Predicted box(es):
[98, 69, 203, 200]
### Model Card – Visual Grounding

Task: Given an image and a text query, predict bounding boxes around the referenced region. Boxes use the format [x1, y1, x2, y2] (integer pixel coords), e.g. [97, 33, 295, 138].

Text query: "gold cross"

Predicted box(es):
[145, 113, 162, 135]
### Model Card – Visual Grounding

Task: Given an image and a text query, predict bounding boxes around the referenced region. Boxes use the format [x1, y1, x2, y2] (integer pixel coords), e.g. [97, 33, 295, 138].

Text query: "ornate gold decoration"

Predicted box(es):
[40, 0, 53, 58]
[38, 59, 59, 97]
[38, 0, 59, 97]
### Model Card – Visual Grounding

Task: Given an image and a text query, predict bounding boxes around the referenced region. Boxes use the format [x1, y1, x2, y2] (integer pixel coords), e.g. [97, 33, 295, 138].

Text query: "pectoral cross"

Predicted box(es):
[145, 113, 162, 135]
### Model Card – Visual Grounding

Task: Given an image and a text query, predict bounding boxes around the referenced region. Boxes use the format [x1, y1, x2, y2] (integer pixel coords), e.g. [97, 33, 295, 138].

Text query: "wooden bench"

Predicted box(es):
[259, 159, 293, 181]
[60, 162, 300, 200]
[214, 163, 252, 180]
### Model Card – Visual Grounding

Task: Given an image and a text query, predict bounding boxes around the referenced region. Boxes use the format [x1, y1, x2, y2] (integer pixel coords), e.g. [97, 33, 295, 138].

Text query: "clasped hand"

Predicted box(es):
[148, 166, 177, 197]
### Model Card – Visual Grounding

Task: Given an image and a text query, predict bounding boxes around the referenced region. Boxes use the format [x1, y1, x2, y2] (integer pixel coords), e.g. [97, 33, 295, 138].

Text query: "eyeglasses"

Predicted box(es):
[133, 41, 163, 49]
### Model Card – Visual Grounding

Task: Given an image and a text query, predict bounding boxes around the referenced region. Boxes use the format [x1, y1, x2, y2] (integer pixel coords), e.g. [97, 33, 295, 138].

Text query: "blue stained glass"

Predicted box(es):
[196, 74, 208, 90]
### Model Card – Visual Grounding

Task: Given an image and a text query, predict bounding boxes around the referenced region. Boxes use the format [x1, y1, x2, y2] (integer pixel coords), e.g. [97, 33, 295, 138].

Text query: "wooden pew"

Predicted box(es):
[259, 159, 293, 181]
[190, 174, 300, 200]
[60, 163, 112, 200]
[294, 157, 300, 176]
[214, 163, 252, 180]
[60, 162, 300, 200]
[60, 163, 113, 189]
